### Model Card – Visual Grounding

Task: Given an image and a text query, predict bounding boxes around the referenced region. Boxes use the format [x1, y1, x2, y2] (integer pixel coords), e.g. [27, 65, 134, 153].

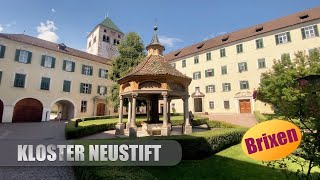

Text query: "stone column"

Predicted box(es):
[115, 95, 125, 135]
[183, 95, 192, 134]
[161, 93, 169, 136]
[146, 100, 150, 121]
[129, 93, 138, 137]
[126, 97, 132, 131]
[167, 99, 172, 131]
[2, 105, 14, 123]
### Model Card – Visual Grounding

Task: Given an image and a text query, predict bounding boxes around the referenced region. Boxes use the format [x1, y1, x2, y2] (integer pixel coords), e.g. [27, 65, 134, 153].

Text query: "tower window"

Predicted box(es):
[106, 36, 110, 43]
[114, 39, 117, 45]
[103, 35, 107, 42]
[117, 40, 120, 44]
[118, 35, 121, 38]
[104, 29, 107, 32]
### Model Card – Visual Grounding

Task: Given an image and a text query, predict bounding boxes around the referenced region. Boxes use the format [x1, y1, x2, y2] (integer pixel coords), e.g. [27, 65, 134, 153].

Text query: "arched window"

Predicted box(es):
[117, 40, 120, 44]
[106, 36, 110, 43]
[113, 39, 117, 45]
[103, 35, 106, 42]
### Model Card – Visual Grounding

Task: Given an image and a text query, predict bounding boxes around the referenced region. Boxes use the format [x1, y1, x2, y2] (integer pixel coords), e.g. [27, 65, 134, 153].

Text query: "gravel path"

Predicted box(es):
[0, 121, 75, 180]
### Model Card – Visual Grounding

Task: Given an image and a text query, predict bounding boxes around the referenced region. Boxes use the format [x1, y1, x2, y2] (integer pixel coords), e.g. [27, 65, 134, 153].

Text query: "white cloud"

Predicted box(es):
[37, 20, 59, 43]
[203, 32, 227, 41]
[0, 25, 3, 32]
[158, 35, 183, 48]
[5, 21, 16, 27]
[51, 8, 56, 13]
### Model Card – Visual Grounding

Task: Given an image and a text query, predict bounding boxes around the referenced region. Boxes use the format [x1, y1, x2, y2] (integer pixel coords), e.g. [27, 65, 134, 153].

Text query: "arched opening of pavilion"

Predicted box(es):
[115, 26, 192, 137]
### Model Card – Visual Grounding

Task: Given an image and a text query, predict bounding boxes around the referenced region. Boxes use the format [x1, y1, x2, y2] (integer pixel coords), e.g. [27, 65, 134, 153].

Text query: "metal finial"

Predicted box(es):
[154, 26, 158, 31]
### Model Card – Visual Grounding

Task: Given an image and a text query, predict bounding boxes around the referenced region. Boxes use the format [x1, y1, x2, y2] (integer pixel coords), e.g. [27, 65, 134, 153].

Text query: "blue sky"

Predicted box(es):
[0, 0, 319, 53]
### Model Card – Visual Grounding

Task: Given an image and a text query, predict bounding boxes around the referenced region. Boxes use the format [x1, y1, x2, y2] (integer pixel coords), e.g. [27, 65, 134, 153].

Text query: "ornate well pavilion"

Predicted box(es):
[115, 26, 192, 137]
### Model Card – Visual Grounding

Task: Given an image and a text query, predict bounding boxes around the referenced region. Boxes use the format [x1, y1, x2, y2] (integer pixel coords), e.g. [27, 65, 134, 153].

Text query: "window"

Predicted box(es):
[194, 56, 199, 64]
[301, 25, 319, 39]
[193, 71, 201, 80]
[205, 69, 214, 77]
[104, 29, 107, 33]
[99, 68, 108, 79]
[256, 38, 264, 49]
[224, 101, 230, 109]
[15, 50, 32, 64]
[221, 66, 228, 75]
[0, 71, 2, 84]
[195, 87, 200, 92]
[98, 85, 107, 95]
[236, 44, 243, 53]
[80, 83, 92, 94]
[206, 85, 215, 93]
[255, 27, 263, 32]
[222, 83, 231, 92]
[88, 41, 91, 48]
[93, 36, 96, 44]
[182, 59, 186, 68]
[40, 77, 50, 90]
[299, 14, 309, 20]
[238, 62, 248, 72]
[258, 58, 266, 69]
[63, 60, 75, 72]
[275, 32, 291, 45]
[41, 55, 55, 68]
[63, 80, 71, 92]
[114, 39, 117, 45]
[240, 81, 249, 90]
[82, 65, 93, 76]
[220, 48, 226, 57]
[81, 101, 87, 113]
[209, 101, 214, 109]
[103, 35, 107, 42]
[106, 36, 110, 43]
[0, 45, 6, 58]
[14, 73, 26, 88]
[172, 63, 176, 68]
[206, 52, 212, 61]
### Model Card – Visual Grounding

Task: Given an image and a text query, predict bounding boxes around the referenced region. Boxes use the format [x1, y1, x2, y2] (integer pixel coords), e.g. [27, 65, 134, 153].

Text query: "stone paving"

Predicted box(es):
[0, 121, 75, 180]
[203, 113, 258, 127]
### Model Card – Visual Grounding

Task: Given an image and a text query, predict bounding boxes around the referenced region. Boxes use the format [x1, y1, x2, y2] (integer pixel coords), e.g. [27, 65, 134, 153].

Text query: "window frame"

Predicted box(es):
[205, 69, 214, 77]
[255, 38, 264, 49]
[240, 80, 249, 90]
[209, 101, 215, 109]
[236, 44, 243, 53]
[238, 62, 248, 72]
[221, 66, 228, 75]
[258, 58, 266, 69]
[182, 59, 186, 68]
[193, 71, 201, 80]
[194, 56, 199, 64]
[206, 85, 215, 93]
[222, 83, 231, 92]
[206, 52, 212, 61]
[14, 73, 26, 88]
[40, 77, 51, 90]
[224, 100, 230, 109]
[220, 48, 226, 57]
[81, 101, 87, 113]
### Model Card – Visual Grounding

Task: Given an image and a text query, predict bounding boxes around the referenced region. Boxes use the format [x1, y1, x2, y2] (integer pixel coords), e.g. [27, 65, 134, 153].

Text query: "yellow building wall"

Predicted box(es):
[170, 19, 320, 114]
[0, 37, 116, 122]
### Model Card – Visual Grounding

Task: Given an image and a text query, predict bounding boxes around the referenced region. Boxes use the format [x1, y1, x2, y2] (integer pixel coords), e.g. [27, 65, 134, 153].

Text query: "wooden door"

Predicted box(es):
[239, 99, 251, 113]
[96, 103, 105, 116]
[13, 98, 43, 122]
[0, 100, 3, 123]
[194, 98, 203, 112]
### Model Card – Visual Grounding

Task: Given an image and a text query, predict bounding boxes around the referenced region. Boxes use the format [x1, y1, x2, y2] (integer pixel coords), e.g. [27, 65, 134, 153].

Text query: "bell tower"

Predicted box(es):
[86, 17, 124, 60]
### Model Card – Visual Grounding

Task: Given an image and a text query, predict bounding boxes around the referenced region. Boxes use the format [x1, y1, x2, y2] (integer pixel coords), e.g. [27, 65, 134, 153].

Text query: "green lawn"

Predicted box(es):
[143, 144, 320, 180]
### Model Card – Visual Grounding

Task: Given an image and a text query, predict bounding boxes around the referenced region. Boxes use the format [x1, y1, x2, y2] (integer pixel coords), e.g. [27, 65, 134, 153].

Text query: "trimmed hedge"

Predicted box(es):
[253, 111, 268, 123]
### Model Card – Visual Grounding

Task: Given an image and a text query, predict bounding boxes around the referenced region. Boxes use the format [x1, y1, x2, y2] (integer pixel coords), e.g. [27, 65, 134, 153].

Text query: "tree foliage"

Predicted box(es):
[258, 49, 320, 178]
[108, 32, 145, 108]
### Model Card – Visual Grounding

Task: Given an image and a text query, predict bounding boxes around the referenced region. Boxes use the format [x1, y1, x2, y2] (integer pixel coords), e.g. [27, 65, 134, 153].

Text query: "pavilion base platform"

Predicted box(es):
[129, 126, 138, 138]
[141, 121, 171, 136]
[115, 123, 125, 135]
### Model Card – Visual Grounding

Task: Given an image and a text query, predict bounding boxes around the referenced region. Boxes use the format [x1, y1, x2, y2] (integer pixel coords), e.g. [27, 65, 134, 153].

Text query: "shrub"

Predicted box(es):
[253, 111, 268, 123]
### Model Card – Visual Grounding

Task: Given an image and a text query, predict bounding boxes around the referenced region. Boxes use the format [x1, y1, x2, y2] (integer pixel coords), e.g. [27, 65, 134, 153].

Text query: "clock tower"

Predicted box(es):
[86, 17, 124, 60]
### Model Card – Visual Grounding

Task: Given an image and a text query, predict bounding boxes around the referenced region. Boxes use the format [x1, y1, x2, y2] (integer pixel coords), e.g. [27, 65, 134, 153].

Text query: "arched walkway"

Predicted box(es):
[0, 99, 3, 123]
[51, 100, 75, 120]
[96, 103, 106, 116]
[12, 98, 43, 123]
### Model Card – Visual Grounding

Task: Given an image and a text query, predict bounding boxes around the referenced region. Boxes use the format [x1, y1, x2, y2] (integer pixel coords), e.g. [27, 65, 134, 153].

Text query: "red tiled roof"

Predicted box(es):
[165, 6, 320, 61]
[119, 54, 191, 82]
[0, 33, 112, 65]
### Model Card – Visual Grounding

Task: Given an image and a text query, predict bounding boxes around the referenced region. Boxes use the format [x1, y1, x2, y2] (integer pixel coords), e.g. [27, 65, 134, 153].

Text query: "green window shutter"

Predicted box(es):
[315, 25, 319, 37]
[104, 86, 107, 94]
[97, 85, 100, 94]
[301, 28, 306, 39]
[275, 35, 279, 45]
[0, 45, 5, 58]
[205, 70, 208, 77]
[99, 69, 102, 77]
[193, 73, 195, 79]
[15, 50, 20, 61]
[27, 52, 32, 63]
[82, 65, 85, 74]
[90, 66, 93, 76]
[199, 72, 201, 79]
[286, 32, 291, 42]
[63, 60, 66, 70]
[52, 57, 56, 68]
[41, 55, 45, 66]
[80, 83, 83, 93]
[88, 84, 92, 94]
[206, 86, 208, 93]
[72, 62, 75, 72]
[0, 71, 2, 84]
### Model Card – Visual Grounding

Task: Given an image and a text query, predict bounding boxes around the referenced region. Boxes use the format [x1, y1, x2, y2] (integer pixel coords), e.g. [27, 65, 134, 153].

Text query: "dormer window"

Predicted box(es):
[197, 43, 204, 49]
[299, 14, 309, 20]
[222, 35, 229, 42]
[57, 43, 66, 50]
[174, 51, 181, 56]
[255, 26, 263, 32]
[104, 29, 107, 33]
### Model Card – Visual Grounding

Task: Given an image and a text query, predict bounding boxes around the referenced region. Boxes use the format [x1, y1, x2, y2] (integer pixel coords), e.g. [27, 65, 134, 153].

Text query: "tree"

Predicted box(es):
[257, 49, 320, 178]
[108, 32, 145, 108]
